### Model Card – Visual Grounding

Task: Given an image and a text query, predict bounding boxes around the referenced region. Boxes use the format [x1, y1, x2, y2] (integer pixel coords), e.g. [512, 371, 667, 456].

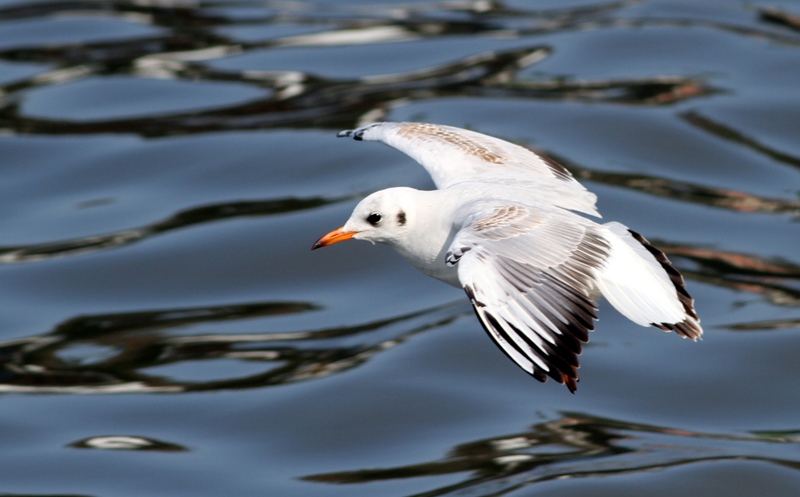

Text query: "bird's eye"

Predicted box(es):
[367, 213, 382, 225]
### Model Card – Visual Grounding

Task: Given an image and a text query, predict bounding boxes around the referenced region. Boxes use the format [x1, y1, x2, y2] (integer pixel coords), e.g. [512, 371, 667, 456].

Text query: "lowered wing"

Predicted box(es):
[446, 203, 610, 392]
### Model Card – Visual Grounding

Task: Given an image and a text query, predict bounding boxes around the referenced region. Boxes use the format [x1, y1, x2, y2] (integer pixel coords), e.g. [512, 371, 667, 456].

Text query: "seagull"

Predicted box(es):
[312, 122, 701, 392]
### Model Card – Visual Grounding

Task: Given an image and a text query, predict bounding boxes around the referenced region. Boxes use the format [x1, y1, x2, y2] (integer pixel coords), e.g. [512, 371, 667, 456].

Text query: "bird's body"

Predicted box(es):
[313, 122, 701, 392]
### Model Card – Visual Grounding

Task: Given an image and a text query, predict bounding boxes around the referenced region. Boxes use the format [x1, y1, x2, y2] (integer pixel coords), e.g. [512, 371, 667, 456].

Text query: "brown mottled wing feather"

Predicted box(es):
[338, 122, 600, 217]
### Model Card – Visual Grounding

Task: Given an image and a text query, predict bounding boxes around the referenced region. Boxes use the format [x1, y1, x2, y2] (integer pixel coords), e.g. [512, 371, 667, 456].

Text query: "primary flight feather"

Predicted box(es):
[312, 122, 701, 392]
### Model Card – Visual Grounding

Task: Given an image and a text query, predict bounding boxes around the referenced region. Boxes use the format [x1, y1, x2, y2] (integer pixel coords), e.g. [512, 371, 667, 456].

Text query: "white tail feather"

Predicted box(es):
[594, 222, 687, 327]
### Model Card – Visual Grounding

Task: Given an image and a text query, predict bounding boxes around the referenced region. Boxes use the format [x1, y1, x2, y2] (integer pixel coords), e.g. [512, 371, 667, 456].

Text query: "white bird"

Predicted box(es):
[312, 122, 701, 392]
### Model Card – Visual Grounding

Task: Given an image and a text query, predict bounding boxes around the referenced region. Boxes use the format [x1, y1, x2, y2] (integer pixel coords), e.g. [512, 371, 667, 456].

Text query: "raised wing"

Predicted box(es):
[445, 203, 610, 392]
[338, 122, 599, 217]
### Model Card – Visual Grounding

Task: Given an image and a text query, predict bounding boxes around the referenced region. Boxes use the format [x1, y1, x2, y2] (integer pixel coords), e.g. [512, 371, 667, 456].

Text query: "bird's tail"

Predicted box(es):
[594, 222, 702, 340]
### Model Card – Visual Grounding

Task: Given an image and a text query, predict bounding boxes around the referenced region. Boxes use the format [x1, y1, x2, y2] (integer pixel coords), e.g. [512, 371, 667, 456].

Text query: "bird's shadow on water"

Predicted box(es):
[301, 412, 800, 496]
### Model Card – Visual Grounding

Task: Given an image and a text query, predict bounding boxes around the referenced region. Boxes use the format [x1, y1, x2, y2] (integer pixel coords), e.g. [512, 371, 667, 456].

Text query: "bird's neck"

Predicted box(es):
[389, 190, 462, 287]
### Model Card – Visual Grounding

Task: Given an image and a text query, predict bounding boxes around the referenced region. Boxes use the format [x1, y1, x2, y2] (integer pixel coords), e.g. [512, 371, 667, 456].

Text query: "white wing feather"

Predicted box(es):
[595, 222, 702, 339]
[339, 122, 600, 217]
[446, 205, 701, 390]
[448, 203, 608, 391]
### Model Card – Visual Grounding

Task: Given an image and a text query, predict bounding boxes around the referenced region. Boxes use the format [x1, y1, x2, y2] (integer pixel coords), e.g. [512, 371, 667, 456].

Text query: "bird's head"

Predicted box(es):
[312, 187, 415, 250]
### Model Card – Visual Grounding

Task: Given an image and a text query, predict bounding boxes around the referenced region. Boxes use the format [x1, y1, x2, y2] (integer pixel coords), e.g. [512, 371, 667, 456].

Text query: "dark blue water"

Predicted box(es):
[0, 1, 798, 495]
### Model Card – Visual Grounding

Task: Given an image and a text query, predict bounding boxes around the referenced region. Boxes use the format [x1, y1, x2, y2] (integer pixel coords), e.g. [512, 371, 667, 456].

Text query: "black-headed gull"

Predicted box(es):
[313, 122, 701, 392]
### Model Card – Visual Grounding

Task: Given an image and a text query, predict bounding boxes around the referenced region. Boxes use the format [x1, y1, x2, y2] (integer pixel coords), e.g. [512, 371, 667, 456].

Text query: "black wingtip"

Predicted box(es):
[565, 374, 578, 394]
[337, 129, 364, 140]
[651, 319, 703, 341]
[627, 228, 702, 335]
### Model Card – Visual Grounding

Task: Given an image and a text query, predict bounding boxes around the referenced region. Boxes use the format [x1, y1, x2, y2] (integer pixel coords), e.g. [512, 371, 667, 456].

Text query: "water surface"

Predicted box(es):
[0, 1, 798, 495]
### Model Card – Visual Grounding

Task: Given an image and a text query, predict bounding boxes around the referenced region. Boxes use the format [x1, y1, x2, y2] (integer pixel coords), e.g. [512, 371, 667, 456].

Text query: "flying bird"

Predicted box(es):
[312, 122, 701, 392]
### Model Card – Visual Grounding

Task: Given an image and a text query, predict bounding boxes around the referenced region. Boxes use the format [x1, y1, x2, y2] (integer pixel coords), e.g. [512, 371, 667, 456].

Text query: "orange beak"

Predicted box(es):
[311, 227, 357, 250]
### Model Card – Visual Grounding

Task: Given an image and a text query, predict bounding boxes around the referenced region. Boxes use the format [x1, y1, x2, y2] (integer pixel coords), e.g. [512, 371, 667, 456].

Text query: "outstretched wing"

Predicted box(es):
[338, 122, 599, 217]
[446, 203, 610, 392]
